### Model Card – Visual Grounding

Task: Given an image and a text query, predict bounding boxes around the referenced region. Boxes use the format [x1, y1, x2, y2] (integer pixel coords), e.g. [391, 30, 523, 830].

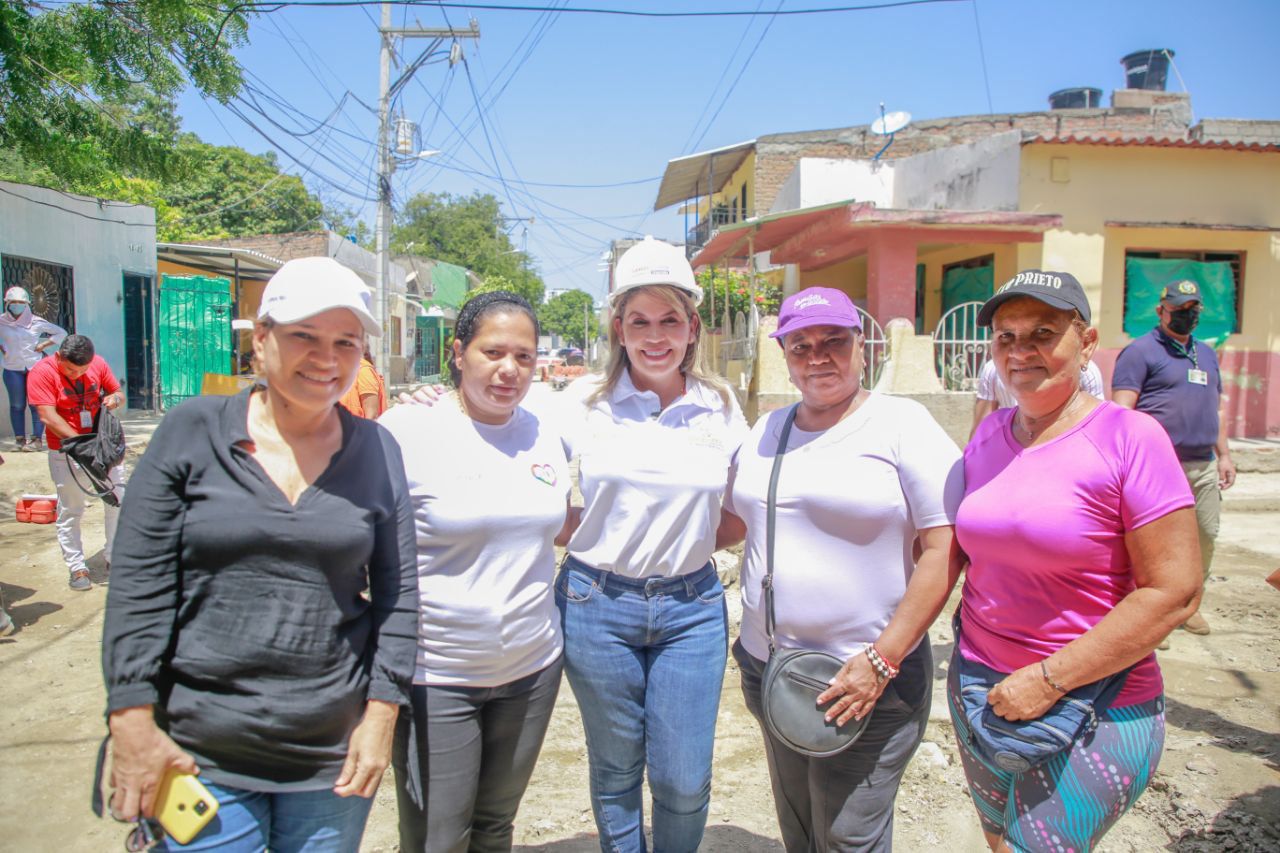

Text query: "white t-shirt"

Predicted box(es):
[562, 370, 749, 579]
[977, 359, 1105, 407]
[379, 400, 571, 687]
[726, 393, 963, 663]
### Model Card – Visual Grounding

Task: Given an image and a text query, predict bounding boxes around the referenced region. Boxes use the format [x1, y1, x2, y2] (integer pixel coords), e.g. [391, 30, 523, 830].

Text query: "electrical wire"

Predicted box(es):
[686, 0, 784, 154]
[970, 0, 994, 114]
[0, 185, 155, 226]
[224, 1, 968, 20]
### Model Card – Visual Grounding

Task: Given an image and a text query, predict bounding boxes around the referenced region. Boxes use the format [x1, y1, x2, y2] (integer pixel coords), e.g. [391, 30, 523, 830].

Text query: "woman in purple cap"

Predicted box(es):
[949, 270, 1199, 852]
[720, 286, 965, 851]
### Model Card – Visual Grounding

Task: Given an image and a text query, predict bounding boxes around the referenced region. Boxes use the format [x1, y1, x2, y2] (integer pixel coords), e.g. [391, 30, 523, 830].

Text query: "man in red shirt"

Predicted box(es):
[27, 334, 126, 591]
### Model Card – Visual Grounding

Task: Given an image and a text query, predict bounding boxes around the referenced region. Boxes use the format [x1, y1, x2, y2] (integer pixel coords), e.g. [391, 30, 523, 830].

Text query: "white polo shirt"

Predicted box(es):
[379, 400, 571, 687]
[562, 370, 748, 579]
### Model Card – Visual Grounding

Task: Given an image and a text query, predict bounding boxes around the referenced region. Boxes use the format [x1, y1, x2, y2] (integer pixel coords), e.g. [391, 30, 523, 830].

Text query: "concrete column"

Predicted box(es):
[866, 231, 919, 327]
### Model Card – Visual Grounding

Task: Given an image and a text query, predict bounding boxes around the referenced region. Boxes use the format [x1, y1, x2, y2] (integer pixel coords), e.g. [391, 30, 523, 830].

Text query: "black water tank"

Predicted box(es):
[1122, 50, 1174, 90]
[1049, 87, 1103, 109]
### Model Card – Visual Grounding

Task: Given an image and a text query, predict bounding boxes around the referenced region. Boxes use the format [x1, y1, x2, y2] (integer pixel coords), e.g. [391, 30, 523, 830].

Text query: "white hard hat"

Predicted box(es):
[258, 257, 381, 336]
[4, 287, 30, 304]
[610, 237, 703, 306]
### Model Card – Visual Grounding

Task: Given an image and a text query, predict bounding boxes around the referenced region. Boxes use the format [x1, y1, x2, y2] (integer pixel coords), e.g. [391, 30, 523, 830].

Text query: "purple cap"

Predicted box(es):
[769, 287, 862, 339]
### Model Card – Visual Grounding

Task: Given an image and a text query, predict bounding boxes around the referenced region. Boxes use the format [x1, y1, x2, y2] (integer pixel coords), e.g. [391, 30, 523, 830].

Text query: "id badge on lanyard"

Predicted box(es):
[79, 409, 94, 429]
[1187, 368, 1208, 386]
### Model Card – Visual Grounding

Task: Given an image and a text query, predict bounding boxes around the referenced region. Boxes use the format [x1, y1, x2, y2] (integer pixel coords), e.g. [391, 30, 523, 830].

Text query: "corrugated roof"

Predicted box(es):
[1026, 135, 1280, 152]
[653, 139, 755, 211]
[156, 243, 283, 279]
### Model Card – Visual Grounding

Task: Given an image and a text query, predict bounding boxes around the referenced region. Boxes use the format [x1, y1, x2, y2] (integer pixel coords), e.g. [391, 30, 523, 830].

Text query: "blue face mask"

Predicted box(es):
[6, 303, 24, 317]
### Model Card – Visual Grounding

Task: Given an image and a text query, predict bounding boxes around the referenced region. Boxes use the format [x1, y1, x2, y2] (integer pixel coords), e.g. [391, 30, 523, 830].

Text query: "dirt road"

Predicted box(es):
[1, 440, 1276, 852]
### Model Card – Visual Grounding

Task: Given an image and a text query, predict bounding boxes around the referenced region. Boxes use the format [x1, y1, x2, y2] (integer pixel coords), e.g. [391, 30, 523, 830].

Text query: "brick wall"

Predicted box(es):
[205, 232, 329, 261]
[753, 105, 1194, 215]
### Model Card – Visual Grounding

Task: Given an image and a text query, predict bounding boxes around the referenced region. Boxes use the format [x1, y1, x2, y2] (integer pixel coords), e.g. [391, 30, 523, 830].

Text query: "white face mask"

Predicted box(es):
[6, 303, 25, 317]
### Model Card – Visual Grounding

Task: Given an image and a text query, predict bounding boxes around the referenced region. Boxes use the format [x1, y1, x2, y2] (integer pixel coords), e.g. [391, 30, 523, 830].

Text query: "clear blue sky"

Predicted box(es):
[177, 0, 1280, 300]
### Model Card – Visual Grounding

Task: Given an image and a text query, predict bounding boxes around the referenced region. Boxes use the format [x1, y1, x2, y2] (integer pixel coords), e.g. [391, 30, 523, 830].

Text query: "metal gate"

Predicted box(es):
[857, 307, 887, 389]
[157, 275, 233, 409]
[932, 301, 989, 391]
[1, 255, 75, 332]
[717, 307, 758, 392]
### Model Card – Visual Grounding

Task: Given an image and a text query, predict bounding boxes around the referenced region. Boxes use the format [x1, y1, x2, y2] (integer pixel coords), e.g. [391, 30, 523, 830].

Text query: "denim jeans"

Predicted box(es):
[2, 367, 42, 440]
[557, 556, 728, 853]
[156, 781, 374, 852]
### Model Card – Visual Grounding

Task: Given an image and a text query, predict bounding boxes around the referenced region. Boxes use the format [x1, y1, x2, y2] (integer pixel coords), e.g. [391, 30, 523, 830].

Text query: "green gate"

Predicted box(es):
[158, 275, 233, 409]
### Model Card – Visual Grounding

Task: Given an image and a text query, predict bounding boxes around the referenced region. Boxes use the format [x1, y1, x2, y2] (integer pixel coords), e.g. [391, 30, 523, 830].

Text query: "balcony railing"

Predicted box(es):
[685, 208, 739, 252]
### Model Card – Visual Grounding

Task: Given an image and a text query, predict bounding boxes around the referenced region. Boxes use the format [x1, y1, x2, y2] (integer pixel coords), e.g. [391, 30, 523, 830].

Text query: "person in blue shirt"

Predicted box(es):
[1111, 280, 1236, 638]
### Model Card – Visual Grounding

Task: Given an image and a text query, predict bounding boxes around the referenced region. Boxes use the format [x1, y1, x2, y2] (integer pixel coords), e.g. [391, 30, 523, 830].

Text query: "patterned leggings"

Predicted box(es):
[947, 658, 1165, 853]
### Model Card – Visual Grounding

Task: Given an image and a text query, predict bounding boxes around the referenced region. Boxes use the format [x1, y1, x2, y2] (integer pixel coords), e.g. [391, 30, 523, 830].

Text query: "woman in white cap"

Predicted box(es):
[722, 285, 964, 851]
[0, 286, 66, 451]
[102, 257, 418, 850]
[557, 237, 747, 853]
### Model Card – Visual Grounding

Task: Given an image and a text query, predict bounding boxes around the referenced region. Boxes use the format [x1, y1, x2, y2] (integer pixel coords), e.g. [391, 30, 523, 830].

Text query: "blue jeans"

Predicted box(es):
[556, 556, 728, 853]
[156, 781, 374, 852]
[2, 367, 42, 440]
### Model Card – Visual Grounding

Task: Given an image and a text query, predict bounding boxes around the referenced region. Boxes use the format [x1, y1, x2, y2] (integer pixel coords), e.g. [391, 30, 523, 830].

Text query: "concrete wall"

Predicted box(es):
[751, 105, 1192, 216]
[769, 158, 894, 213]
[0, 181, 155, 432]
[891, 130, 1022, 212]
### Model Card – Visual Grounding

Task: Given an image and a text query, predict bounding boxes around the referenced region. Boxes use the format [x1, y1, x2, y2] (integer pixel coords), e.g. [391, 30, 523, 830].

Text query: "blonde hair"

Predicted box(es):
[587, 285, 733, 410]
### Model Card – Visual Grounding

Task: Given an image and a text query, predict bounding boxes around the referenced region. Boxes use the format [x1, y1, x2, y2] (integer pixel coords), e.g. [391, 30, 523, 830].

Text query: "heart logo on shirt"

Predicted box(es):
[531, 463, 557, 487]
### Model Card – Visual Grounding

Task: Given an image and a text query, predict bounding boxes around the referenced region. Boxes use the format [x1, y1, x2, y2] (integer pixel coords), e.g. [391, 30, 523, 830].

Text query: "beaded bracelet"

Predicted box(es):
[865, 645, 900, 681]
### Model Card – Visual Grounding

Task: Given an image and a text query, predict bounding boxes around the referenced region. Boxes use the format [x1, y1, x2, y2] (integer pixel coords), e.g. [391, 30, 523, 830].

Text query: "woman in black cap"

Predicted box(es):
[949, 270, 1201, 852]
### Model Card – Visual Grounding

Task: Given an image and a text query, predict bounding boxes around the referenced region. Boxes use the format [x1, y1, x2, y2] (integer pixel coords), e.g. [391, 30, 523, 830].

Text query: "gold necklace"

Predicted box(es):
[1014, 388, 1082, 443]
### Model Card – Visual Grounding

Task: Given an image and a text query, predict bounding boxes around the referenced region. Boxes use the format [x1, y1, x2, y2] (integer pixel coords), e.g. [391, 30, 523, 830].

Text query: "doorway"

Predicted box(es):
[122, 273, 157, 410]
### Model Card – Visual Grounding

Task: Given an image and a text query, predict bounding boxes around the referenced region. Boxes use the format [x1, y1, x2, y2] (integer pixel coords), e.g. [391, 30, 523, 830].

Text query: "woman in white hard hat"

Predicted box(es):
[557, 237, 747, 853]
[0, 286, 67, 451]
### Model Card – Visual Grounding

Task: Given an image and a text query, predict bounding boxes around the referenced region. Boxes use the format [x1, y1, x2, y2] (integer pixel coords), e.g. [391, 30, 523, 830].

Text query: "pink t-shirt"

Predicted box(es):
[956, 402, 1194, 705]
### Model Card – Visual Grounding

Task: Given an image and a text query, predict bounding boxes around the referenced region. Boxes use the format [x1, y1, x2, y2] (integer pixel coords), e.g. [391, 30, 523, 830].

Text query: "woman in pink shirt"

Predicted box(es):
[951, 270, 1201, 853]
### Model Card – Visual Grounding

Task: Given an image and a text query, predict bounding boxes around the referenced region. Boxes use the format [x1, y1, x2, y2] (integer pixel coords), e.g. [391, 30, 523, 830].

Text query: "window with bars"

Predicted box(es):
[1124, 249, 1244, 335]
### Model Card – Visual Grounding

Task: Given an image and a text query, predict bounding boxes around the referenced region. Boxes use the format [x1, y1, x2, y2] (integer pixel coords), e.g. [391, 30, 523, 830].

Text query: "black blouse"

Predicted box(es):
[102, 389, 418, 791]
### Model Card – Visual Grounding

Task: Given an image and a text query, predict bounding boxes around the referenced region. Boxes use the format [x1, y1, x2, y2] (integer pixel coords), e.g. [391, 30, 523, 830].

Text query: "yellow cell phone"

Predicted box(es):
[153, 770, 219, 845]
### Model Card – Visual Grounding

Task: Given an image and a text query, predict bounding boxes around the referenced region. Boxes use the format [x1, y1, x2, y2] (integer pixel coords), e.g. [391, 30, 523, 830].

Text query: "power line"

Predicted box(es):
[970, 0, 994, 114]
[225, 1, 967, 19]
[687, 0, 783, 153]
[0, 185, 154, 227]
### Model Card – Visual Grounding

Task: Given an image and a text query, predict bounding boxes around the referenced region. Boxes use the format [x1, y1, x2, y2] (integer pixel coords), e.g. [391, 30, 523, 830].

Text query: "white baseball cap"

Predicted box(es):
[258, 257, 381, 337]
[610, 236, 703, 306]
[4, 287, 30, 304]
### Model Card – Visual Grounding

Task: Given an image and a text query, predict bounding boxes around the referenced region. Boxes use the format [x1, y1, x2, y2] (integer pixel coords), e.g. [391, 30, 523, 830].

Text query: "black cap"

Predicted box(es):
[1160, 279, 1202, 307]
[977, 269, 1091, 326]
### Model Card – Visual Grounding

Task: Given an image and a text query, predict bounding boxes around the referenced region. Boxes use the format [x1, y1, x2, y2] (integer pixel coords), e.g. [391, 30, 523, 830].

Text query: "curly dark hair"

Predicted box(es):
[449, 290, 540, 386]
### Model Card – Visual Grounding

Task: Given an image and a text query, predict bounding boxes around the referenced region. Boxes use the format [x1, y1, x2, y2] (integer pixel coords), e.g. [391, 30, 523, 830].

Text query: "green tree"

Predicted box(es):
[465, 273, 545, 312]
[0, 0, 250, 185]
[696, 268, 782, 330]
[538, 290, 599, 348]
[159, 134, 325, 240]
[393, 191, 544, 304]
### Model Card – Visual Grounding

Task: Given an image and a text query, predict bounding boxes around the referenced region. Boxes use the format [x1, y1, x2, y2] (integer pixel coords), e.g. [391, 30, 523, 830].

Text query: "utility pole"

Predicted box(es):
[375, 6, 479, 378]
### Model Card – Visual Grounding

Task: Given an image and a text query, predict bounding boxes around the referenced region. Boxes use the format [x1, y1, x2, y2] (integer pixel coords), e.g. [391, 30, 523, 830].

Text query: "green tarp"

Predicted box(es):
[158, 275, 232, 409]
[1123, 258, 1236, 348]
[429, 262, 468, 310]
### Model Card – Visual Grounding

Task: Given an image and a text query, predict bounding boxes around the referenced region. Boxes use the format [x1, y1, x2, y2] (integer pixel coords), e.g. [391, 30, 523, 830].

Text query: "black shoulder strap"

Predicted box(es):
[764, 404, 799, 655]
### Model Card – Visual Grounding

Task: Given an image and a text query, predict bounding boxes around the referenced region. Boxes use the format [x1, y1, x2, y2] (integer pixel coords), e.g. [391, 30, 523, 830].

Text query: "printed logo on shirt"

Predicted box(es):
[530, 463, 558, 487]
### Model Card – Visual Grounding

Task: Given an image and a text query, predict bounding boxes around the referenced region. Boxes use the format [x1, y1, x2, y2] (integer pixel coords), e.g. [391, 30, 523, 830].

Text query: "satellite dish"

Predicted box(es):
[871, 110, 912, 136]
